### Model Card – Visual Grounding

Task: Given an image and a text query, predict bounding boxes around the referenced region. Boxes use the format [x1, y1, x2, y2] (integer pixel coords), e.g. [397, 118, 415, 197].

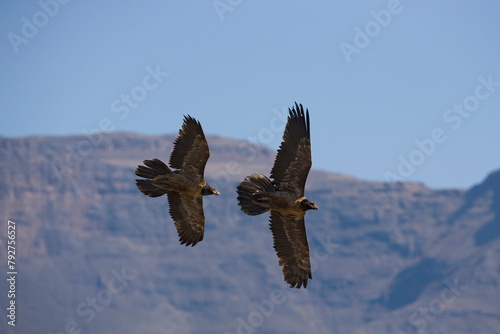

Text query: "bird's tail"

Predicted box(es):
[135, 159, 171, 197]
[237, 174, 274, 216]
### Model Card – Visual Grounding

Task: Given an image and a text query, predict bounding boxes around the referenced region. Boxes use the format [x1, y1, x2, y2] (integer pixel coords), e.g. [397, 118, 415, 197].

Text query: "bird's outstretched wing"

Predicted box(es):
[269, 210, 312, 288]
[169, 115, 210, 176]
[166, 191, 205, 246]
[270, 103, 311, 194]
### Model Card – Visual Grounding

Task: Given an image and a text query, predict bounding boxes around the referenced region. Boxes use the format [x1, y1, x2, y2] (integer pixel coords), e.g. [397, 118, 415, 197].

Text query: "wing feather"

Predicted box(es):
[269, 210, 312, 288]
[270, 103, 311, 194]
[166, 191, 205, 247]
[169, 115, 209, 176]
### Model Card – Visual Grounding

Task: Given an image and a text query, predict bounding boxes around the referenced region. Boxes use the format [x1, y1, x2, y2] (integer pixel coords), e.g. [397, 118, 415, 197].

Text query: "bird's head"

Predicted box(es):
[202, 184, 220, 196]
[300, 199, 318, 211]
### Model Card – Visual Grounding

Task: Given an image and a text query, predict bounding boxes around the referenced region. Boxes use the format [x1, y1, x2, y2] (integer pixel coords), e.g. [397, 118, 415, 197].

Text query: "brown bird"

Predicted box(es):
[135, 115, 220, 246]
[237, 103, 318, 288]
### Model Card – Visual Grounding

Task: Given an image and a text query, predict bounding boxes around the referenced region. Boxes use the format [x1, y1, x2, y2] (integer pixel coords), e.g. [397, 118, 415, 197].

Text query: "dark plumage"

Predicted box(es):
[135, 115, 220, 247]
[237, 103, 318, 288]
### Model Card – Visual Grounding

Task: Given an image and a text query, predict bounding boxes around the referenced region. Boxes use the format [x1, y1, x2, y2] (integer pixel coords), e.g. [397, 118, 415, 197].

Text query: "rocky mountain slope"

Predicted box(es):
[0, 133, 498, 334]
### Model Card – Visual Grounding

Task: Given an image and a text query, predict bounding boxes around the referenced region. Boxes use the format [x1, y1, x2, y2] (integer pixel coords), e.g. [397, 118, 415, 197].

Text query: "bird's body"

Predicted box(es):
[152, 172, 207, 195]
[135, 116, 219, 247]
[237, 103, 317, 288]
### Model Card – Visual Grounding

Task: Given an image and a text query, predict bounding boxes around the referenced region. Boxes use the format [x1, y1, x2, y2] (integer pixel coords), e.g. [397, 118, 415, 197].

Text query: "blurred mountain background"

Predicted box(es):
[0, 133, 499, 334]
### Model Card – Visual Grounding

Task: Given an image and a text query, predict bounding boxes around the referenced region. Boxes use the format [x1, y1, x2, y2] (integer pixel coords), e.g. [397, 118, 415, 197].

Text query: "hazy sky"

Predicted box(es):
[1, 1, 499, 189]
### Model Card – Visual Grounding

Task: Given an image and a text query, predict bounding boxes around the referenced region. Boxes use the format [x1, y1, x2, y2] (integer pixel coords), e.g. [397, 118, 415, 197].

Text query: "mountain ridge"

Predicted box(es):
[0, 133, 498, 334]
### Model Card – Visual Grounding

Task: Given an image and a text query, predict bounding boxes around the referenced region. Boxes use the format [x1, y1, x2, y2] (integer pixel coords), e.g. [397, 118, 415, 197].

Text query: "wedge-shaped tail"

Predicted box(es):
[135, 159, 171, 197]
[236, 173, 275, 216]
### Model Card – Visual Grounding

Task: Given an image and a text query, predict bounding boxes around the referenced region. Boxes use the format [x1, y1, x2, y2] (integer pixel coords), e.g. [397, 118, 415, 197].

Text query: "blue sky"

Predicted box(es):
[1, 0, 499, 189]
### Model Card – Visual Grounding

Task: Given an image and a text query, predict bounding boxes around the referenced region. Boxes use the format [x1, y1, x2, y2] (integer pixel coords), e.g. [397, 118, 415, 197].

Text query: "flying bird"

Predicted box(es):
[237, 103, 318, 288]
[135, 115, 220, 246]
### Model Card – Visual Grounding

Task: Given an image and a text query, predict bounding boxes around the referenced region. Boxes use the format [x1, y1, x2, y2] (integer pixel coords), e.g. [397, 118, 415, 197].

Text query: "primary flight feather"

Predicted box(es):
[135, 115, 220, 246]
[237, 103, 318, 288]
